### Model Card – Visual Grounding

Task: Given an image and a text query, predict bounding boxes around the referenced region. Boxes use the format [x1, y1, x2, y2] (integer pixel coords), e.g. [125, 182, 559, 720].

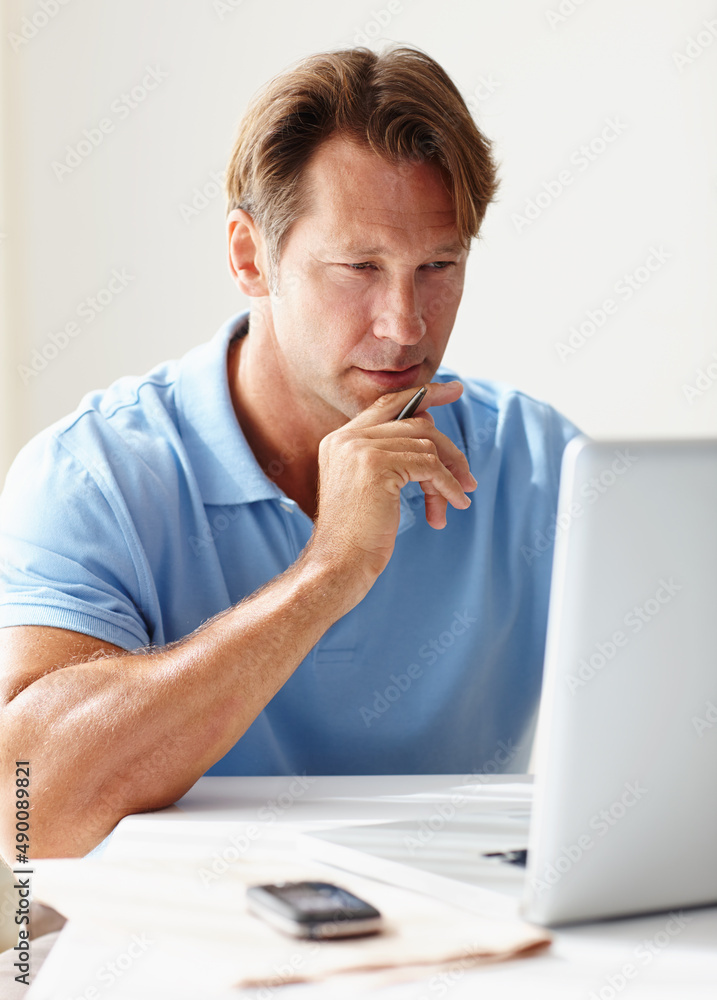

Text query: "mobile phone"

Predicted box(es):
[246, 881, 383, 939]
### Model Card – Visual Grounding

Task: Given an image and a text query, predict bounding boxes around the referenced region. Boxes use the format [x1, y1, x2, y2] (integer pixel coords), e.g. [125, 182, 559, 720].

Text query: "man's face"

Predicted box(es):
[266, 135, 468, 422]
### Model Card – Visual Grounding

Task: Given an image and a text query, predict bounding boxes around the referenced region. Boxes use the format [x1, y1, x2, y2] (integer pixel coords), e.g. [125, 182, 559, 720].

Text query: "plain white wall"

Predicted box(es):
[1, 0, 716, 484]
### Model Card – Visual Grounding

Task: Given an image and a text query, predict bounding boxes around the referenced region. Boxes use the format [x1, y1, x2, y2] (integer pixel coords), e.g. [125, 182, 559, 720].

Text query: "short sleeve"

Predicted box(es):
[0, 431, 151, 650]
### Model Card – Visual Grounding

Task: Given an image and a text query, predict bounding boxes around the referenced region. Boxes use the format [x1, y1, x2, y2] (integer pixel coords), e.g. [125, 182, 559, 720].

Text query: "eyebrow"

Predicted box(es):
[323, 240, 465, 258]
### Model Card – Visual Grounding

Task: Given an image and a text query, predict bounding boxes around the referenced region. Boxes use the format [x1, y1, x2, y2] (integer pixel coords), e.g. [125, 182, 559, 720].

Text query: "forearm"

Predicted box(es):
[1, 551, 357, 858]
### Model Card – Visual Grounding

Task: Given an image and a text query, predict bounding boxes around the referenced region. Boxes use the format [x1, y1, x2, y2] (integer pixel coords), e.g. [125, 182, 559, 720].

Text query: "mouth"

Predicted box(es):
[355, 363, 423, 390]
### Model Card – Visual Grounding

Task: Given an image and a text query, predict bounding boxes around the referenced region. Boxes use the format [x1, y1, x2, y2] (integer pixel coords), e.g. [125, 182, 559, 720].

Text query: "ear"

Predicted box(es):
[227, 209, 271, 297]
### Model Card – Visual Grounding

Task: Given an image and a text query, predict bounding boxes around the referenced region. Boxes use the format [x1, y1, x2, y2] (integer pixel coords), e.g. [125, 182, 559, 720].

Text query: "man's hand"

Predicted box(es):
[306, 381, 477, 600]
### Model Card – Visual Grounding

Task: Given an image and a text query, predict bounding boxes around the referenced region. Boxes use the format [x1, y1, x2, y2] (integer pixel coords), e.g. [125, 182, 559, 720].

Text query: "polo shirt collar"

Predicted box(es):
[176, 310, 284, 506]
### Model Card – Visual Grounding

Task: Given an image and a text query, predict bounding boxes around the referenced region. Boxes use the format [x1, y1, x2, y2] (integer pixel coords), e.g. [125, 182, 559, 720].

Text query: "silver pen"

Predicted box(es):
[394, 385, 428, 421]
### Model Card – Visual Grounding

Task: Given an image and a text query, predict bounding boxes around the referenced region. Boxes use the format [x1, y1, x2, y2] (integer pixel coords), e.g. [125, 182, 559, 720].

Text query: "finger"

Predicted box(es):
[417, 477, 452, 531]
[351, 380, 464, 430]
[382, 451, 472, 514]
[362, 422, 477, 493]
[423, 491, 448, 530]
[430, 429, 477, 493]
[348, 439, 470, 529]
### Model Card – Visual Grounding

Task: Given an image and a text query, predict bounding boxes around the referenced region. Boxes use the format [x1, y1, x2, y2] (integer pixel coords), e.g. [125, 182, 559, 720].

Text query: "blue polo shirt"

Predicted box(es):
[0, 311, 581, 776]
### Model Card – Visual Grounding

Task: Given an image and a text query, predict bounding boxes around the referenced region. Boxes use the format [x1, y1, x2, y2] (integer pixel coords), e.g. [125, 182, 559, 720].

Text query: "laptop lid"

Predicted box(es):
[523, 437, 717, 925]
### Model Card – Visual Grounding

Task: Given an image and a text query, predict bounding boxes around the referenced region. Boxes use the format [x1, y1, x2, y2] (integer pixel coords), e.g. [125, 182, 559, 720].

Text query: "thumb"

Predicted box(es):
[352, 380, 464, 428]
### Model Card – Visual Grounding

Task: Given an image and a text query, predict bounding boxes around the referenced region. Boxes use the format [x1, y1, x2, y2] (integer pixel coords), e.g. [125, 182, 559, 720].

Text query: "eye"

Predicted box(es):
[343, 261, 456, 271]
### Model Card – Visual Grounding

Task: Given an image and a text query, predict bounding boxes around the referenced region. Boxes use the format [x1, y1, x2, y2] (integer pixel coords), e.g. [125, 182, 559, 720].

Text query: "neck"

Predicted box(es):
[227, 304, 340, 517]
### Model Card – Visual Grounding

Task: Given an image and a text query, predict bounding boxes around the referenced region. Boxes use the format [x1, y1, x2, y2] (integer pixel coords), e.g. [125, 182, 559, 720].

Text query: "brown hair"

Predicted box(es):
[225, 45, 499, 286]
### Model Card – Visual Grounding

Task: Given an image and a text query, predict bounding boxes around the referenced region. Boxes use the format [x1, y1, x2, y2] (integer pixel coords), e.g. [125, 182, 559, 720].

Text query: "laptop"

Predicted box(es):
[300, 437, 717, 926]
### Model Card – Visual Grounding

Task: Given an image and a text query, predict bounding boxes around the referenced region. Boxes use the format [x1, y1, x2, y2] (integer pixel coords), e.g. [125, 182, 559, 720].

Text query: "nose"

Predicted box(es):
[372, 275, 426, 346]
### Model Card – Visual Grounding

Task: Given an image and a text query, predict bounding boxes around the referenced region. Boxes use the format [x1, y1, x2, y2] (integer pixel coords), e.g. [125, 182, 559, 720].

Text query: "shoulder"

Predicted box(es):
[0, 357, 187, 557]
[2, 311, 251, 535]
[434, 363, 582, 437]
[51, 356, 181, 468]
[8, 318, 228, 493]
[1, 354, 205, 594]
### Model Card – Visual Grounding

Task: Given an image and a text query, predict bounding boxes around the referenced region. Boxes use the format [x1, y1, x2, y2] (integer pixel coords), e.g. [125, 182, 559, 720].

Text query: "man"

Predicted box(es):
[0, 46, 580, 859]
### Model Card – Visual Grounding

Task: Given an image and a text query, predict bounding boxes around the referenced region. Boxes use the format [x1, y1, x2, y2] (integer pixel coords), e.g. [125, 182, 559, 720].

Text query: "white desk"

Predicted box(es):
[28, 775, 717, 999]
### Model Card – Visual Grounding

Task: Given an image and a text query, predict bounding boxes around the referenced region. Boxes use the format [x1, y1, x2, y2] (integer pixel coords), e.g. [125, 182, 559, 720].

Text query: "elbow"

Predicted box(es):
[0, 796, 107, 861]
[0, 758, 117, 861]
